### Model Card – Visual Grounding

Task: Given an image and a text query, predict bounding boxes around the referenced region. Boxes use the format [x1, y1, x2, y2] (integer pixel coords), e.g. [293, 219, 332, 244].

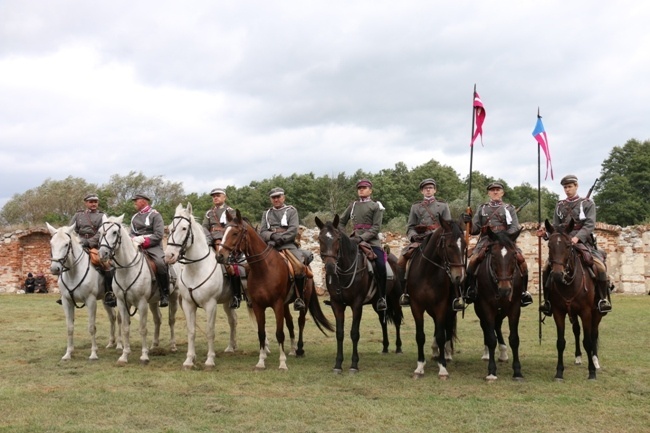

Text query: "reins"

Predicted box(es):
[51, 233, 91, 309]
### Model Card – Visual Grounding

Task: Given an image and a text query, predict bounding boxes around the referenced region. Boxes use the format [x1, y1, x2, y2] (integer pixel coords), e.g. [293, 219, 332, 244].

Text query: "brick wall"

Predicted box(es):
[1, 229, 56, 293]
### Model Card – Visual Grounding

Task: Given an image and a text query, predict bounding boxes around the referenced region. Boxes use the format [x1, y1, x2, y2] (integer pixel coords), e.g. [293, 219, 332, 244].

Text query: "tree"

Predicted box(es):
[595, 139, 650, 226]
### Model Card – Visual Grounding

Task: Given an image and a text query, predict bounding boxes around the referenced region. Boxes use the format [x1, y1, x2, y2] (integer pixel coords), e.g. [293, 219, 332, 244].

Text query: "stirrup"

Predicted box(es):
[399, 293, 410, 306]
[294, 298, 306, 311]
[376, 297, 387, 311]
[597, 299, 612, 313]
[229, 297, 240, 309]
[452, 297, 466, 312]
[521, 292, 533, 307]
[103, 291, 117, 308]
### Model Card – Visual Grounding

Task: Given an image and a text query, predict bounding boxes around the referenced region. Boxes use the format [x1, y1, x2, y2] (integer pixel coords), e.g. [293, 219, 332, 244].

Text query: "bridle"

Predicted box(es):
[548, 232, 578, 286]
[319, 228, 367, 291]
[418, 229, 465, 282]
[484, 241, 518, 300]
[219, 220, 274, 265]
[50, 232, 91, 309]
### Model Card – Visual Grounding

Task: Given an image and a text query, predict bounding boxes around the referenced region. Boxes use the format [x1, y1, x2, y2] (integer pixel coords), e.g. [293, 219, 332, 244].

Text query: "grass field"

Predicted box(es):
[1, 293, 648, 433]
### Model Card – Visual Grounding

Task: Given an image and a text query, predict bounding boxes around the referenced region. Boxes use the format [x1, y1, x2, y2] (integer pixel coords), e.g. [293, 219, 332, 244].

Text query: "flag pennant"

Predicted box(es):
[532, 116, 554, 180]
[471, 91, 486, 146]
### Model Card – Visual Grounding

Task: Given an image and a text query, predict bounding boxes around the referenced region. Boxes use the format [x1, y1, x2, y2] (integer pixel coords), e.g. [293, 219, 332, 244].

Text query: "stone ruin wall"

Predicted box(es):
[1, 223, 649, 295]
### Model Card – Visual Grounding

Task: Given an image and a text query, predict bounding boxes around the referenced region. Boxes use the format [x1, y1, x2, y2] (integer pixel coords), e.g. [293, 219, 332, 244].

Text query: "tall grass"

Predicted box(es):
[0, 293, 648, 433]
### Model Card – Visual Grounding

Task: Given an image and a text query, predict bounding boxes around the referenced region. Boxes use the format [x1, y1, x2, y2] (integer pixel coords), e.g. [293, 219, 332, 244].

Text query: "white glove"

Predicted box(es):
[132, 236, 146, 246]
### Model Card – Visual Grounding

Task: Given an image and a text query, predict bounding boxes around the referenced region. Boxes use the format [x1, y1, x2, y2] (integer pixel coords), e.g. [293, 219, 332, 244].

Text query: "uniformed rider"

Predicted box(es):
[260, 187, 312, 311]
[397, 178, 451, 305]
[339, 179, 388, 311]
[459, 182, 533, 311]
[202, 187, 243, 309]
[536, 174, 612, 315]
[130, 194, 170, 308]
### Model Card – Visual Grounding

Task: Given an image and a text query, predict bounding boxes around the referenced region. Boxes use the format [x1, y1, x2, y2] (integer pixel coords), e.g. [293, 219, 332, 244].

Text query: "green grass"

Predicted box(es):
[0, 293, 648, 433]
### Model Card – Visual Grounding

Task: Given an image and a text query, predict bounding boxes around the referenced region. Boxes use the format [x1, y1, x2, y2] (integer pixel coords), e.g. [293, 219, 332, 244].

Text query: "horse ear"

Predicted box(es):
[116, 214, 125, 224]
[102, 214, 108, 223]
[235, 209, 242, 222]
[176, 203, 183, 213]
[187, 202, 193, 214]
[46, 222, 57, 235]
[315, 216, 324, 229]
[333, 214, 339, 228]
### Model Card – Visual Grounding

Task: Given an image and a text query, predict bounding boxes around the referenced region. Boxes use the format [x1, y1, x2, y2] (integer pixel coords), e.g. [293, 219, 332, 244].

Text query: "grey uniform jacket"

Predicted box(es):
[70, 209, 105, 248]
[471, 201, 520, 250]
[339, 199, 383, 248]
[259, 205, 300, 251]
[406, 199, 451, 241]
[130, 208, 167, 270]
[202, 205, 235, 243]
[553, 196, 596, 246]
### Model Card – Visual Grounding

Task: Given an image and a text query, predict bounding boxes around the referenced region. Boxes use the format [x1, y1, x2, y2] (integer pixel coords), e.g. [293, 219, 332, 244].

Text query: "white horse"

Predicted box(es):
[47, 222, 119, 361]
[164, 203, 239, 370]
[98, 215, 179, 365]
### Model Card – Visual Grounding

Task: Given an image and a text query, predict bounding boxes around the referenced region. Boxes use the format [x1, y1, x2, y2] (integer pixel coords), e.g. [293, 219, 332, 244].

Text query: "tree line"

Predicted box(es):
[2, 139, 648, 229]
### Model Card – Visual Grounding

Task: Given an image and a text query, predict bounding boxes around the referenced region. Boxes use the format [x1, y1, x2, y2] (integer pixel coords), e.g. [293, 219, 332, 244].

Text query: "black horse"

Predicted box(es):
[315, 215, 403, 373]
[405, 219, 465, 379]
[473, 227, 525, 381]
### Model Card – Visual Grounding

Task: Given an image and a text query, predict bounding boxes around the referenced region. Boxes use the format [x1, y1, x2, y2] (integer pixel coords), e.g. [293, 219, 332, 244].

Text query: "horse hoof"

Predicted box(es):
[485, 374, 498, 382]
[117, 360, 127, 367]
[140, 359, 150, 365]
[170, 347, 178, 353]
[88, 357, 99, 362]
[204, 365, 215, 371]
[512, 376, 524, 382]
[333, 369, 342, 375]
[438, 375, 449, 381]
[254, 366, 266, 371]
[395, 349, 403, 354]
[349, 368, 359, 375]
[182, 364, 193, 371]
[296, 350, 305, 358]
[412, 373, 424, 380]
[554, 377, 564, 382]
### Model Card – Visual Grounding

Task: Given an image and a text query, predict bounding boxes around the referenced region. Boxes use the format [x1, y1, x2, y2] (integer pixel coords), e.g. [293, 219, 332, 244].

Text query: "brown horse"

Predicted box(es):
[473, 227, 525, 381]
[545, 218, 603, 380]
[406, 219, 465, 379]
[315, 215, 403, 374]
[216, 209, 334, 370]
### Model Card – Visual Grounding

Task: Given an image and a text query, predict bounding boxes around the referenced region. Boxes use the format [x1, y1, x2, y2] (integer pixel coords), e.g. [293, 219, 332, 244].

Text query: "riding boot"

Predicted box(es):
[596, 272, 612, 313]
[103, 269, 117, 307]
[229, 275, 242, 309]
[397, 255, 409, 306]
[520, 272, 533, 307]
[293, 276, 306, 311]
[453, 272, 471, 311]
[157, 272, 170, 308]
[539, 266, 552, 316]
[373, 260, 388, 311]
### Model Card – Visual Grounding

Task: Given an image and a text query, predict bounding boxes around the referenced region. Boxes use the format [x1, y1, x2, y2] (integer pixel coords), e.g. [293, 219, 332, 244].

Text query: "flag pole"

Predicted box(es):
[465, 84, 476, 263]
[537, 107, 543, 345]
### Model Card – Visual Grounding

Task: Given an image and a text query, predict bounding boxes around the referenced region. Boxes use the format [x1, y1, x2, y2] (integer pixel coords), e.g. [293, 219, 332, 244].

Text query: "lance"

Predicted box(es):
[465, 84, 477, 264]
[537, 107, 543, 344]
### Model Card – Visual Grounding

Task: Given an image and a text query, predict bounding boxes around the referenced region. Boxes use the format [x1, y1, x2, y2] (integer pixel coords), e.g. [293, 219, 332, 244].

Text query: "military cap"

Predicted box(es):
[356, 179, 372, 188]
[486, 181, 504, 190]
[269, 187, 285, 197]
[131, 193, 151, 201]
[84, 193, 99, 201]
[210, 188, 226, 196]
[419, 178, 437, 189]
[560, 175, 578, 185]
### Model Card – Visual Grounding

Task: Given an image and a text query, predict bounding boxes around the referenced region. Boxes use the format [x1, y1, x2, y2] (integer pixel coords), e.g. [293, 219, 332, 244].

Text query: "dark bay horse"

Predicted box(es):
[406, 219, 465, 379]
[216, 210, 334, 370]
[473, 227, 525, 381]
[545, 218, 603, 380]
[315, 215, 403, 374]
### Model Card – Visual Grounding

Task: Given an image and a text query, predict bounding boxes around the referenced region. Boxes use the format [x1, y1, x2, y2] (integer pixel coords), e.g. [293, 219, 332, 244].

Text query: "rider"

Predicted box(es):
[58, 193, 116, 307]
[339, 179, 388, 311]
[260, 187, 311, 311]
[130, 193, 170, 308]
[397, 178, 451, 305]
[201, 187, 243, 309]
[536, 174, 612, 315]
[459, 181, 533, 311]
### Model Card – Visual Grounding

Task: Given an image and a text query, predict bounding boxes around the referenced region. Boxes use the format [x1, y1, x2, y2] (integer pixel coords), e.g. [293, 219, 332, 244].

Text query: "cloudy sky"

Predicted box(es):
[1, 1, 648, 208]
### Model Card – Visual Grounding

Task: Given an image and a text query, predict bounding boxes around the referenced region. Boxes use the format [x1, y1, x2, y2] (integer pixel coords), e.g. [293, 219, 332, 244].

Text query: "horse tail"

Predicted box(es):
[307, 284, 335, 335]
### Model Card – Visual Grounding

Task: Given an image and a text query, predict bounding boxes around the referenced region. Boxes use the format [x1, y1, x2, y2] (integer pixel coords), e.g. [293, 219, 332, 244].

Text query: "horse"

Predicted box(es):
[98, 215, 179, 365]
[47, 223, 119, 361]
[544, 218, 603, 380]
[473, 227, 525, 381]
[216, 209, 334, 370]
[164, 203, 239, 370]
[405, 219, 466, 379]
[315, 215, 403, 373]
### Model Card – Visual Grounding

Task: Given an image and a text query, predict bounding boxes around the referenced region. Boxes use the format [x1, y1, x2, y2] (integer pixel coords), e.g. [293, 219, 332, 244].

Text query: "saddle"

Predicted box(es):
[358, 241, 377, 260]
[280, 250, 314, 280]
[573, 243, 594, 267]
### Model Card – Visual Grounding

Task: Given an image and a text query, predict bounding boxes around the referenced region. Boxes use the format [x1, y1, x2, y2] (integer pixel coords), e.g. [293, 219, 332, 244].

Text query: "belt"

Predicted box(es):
[481, 225, 506, 234]
[211, 227, 224, 232]
[426, 224, 439, 231]
[273, 228, 288, 233]
[354, 224, 372, 230]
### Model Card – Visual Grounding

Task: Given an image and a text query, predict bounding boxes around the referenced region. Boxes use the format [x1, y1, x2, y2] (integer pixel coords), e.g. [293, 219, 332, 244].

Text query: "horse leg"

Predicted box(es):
[222, 303, 238, 353]
[581, 311, 597, 380]
[283, 305, 297, 356]
[61, 298, 75, 361]
[554, 313, 566, 381]
[86, 297, 99, 360]
[168, 291, 178, 353]
[182, 302, 198, 370]
[151, 303, 162, 349]
[394, 311, 403, 354]
[254, 306, 268, 370]
[592, 313, 602, 370]
[117, 302, 131, 365]
[572, 315, 582, 365]
[333, 306, 345, 374]
[204, 300, 218, 369]
[480, 318, 498, 381]
[103, 303, 117, 349]
[274, 303, 288, 370]
[378, 310, 389, 354]
[138, 303, 150, 364]
[349, 304, 363, 373]
[296, 308, 306, 358]
[413, 309, 427, 378]
[434, 317, 450, 379]
[495, 316, 508, 362]
[508, 309, 523, 380]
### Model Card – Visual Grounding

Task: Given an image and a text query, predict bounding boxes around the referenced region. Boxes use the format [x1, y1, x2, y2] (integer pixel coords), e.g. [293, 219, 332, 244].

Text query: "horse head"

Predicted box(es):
[48, 222, 81, 275]
[98, 214, 128, 264]
[217, 209, 247, 264]
[316, 214, 349, 280]
[165, 202, 202, 264]
[485, 226, 521, 300]
[545, 218, 575, 284]
[429, 219, 466, 285]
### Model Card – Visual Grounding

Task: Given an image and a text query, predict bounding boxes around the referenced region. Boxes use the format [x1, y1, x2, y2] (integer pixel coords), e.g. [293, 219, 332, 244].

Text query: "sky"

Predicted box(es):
[1, 1, 649, 209]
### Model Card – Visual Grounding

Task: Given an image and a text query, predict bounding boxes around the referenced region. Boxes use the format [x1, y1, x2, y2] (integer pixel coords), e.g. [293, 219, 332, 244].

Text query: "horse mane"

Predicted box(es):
[492, 230, 516, 249]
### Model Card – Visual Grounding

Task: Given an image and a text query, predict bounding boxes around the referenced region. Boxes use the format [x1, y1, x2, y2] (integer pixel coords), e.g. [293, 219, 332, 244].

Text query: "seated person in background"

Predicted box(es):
[24, 273, 36, 293]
